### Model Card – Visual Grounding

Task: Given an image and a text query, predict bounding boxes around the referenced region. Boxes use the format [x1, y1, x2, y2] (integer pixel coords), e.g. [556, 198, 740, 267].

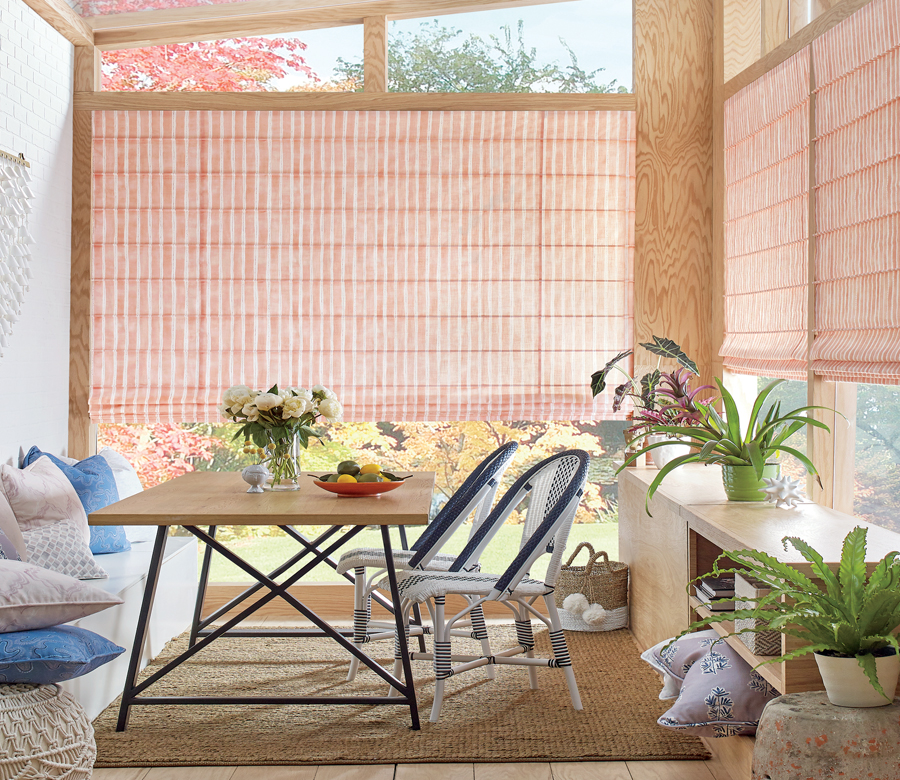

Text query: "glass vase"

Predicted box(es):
[262, 430, 303, 491]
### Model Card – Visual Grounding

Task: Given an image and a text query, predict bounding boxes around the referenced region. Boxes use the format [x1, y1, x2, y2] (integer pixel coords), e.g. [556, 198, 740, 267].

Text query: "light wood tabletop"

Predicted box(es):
[89, 470, 435, 527]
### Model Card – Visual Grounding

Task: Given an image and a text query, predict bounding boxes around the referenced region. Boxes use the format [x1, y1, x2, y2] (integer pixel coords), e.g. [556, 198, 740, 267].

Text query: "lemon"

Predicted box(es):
[337, 460, 361, 476]
[358, 473, 383, 483]
[337, 474, 357, 484]
[359, 464, 381, 475]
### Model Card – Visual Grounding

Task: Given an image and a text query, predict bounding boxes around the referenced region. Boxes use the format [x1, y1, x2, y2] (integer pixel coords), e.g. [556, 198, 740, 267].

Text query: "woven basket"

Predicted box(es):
[555, 542, 629, 632]
[735, 572, 782, 656]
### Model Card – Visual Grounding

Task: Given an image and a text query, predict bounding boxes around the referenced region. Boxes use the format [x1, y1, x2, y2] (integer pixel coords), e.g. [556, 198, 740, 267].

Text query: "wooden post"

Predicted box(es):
[363, 15, 388, 93]
[634, 0, 715, 387]
[69, 46, 99, 459]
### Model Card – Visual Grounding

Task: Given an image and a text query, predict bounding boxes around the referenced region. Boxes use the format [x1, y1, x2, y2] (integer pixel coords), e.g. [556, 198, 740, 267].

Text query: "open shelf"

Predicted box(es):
[688, 595, 783, 691]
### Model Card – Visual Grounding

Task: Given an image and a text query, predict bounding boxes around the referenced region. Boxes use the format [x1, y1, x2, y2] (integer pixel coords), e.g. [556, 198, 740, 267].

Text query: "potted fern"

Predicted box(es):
[680, 526, 900, 708]
[618, 376, 836, 507]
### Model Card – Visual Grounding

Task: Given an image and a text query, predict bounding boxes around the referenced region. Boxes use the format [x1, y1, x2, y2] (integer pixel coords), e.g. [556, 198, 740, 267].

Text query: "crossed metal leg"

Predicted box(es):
[116, 523, 421, 732]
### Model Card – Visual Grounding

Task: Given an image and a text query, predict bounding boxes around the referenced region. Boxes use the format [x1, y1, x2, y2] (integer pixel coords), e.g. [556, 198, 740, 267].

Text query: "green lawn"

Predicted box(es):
[206, 522, 619, 583]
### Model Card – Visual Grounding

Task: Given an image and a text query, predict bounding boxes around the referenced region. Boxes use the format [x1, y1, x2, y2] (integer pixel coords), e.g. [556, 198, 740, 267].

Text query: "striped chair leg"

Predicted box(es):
[468, 601, 496, 679]
[514, 616, 538, 690]
[430, 596, 450, 722]
[346, 566, 368, 681]
[545, 596, 582, 710]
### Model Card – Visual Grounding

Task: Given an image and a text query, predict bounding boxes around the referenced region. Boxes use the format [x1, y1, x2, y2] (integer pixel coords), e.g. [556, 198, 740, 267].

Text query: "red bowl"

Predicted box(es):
[313, 479, 406, 497]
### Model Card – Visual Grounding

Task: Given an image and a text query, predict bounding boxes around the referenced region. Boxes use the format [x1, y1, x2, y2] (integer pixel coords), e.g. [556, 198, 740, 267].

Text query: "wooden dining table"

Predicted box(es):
[89, 470, 435, 731]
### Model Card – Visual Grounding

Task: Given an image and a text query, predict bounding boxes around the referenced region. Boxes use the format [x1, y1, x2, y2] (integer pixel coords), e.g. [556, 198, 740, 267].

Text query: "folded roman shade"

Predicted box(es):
[91, 110, 635, 422]
[720, 50, 810, 379]
[810, 0, 900, 385]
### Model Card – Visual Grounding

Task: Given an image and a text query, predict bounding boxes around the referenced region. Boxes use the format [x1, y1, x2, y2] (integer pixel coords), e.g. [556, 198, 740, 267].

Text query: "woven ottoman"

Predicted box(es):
[752, 692, 900, 780]
[0, 684, 96, 780]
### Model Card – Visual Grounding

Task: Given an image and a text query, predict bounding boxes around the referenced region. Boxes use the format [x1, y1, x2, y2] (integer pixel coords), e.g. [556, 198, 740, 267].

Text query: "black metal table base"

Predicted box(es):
[116, 523, 420, 731]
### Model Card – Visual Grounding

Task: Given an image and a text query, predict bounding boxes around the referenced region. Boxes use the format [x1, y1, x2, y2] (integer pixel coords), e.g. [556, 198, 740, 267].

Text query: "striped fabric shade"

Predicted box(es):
[720, 49, 810, 379]
[91, 111, 635, 422]
[811, 0, 900, 385]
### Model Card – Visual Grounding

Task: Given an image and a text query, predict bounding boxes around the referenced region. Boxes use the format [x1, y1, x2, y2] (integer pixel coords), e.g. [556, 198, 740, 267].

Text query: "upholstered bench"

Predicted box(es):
[61, 536, 197, 720]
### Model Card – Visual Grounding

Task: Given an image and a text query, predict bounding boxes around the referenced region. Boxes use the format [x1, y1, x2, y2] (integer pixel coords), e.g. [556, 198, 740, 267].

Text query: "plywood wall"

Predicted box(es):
[634, 0, 715, 385]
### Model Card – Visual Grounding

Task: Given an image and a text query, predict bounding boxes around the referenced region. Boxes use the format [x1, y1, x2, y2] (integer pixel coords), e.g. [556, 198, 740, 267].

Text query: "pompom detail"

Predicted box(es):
[581, 603, 608, 626]
[563, 593, 589, 615]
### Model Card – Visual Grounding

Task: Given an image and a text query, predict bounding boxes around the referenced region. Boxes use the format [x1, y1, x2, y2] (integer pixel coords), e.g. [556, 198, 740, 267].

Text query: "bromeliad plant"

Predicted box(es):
[678, 526, 900, 700]
[619, 377, 836, 508]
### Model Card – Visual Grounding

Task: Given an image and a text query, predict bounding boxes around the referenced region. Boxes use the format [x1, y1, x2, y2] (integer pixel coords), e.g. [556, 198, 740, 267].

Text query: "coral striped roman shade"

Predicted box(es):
[810, 0, 900, 384]
[720, 49, 810, 379]
[91, 110, 635, 422]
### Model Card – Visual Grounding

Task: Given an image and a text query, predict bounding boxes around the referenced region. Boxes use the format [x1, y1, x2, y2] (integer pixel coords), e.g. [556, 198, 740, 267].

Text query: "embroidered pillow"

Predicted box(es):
[0, 559, 122, 633]
[0, 458, 91, 545]
[641, 629, 721, 699]
[97, 447, 154, 544]
[0, 625, 124, 684]
[657, 640, 779, 737]
[22, 448, 129, 555]
[23, 518, 107, 580]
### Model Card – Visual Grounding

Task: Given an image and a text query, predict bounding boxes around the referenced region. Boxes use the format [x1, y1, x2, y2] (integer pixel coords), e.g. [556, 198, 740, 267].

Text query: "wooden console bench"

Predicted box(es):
[619, 465, 900, 780]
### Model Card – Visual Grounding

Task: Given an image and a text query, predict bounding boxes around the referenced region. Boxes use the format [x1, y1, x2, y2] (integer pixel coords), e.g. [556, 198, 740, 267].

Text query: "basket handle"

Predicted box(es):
[582, 550, 610, 577]
[564, 541, 596, 568]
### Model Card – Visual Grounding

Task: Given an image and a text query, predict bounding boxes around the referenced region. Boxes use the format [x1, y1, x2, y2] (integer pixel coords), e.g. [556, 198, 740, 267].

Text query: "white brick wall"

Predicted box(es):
[0, 0, 73, 463]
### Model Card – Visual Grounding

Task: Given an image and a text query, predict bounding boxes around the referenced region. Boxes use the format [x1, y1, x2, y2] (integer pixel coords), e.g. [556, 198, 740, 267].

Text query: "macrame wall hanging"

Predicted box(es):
[0, 150, 34, 356]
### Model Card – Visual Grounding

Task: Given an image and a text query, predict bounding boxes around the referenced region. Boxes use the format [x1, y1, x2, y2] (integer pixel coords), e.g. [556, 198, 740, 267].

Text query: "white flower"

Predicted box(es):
[223, 384, 251, 406]
[217, 403, 232, 420]
[254, 393, 283, 412]
[294, 387, 313, 402]
[241, 403, 260, 422]
[282, 396, 311, 419]
[312, 384, 338, 401]
[318, 399, 343, 421]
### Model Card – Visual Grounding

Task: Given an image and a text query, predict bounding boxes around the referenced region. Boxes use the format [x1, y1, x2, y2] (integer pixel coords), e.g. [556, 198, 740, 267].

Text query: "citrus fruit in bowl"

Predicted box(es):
[312, 478, 406, 497]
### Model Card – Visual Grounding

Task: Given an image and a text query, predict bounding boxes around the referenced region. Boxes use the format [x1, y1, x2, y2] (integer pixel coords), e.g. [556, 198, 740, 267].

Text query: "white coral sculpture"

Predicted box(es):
[760, 474, 805, 509]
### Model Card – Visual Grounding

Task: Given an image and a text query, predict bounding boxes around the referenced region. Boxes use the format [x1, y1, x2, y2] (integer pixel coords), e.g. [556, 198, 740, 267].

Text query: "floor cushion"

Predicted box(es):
[0, 559, 122, 633]
[641, 629, 721, 699]
[0, 625, 124, 684]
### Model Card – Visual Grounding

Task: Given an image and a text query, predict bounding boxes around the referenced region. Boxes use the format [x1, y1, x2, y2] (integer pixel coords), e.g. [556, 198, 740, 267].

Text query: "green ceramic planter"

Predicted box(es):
[721, 463, 781, 501]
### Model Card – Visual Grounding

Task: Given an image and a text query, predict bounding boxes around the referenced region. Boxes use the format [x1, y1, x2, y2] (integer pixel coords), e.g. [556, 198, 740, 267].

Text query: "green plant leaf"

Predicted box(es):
[715, 378, 743, 446]
[590, 350, 632, 397]
[858, 653, 892, 701]
[643, 452, 705, 515]
[745, 379, 785, 438]
[784, 536, 845, 612]
[839, 526, 868, 619]
[746, 440, 765, 479]
[639, 336, 699, 374]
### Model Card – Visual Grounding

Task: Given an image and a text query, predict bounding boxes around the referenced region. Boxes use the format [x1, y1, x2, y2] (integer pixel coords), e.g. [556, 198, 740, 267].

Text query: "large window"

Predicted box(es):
[100, 421, 627, 582]
[853, 383, 900, 534]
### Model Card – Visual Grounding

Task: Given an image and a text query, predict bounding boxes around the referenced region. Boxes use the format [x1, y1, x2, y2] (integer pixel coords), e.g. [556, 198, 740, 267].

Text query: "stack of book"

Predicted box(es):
[694, 575, 736, 611]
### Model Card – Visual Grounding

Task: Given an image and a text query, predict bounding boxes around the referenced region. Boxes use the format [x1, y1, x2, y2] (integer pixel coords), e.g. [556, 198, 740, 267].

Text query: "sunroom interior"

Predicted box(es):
[0, 0, 898, 778]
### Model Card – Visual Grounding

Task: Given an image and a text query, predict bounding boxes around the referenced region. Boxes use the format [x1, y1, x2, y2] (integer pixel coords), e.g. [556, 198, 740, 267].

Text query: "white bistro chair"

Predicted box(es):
[387, 449, 590, 722]
[335, 441, 518, 681]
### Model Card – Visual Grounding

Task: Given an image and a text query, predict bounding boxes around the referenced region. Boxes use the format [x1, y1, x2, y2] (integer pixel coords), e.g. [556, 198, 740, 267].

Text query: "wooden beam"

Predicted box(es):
[90, 0, 575, 50]
[363, 15, 388, 92]
[724, 0, 876, 99]
[634, 0, 715, 387]
[69, 48, 98, 460]
[711, 0, 725, 382]
[19, 0, 93, 46]
[74, 91, 637, 111]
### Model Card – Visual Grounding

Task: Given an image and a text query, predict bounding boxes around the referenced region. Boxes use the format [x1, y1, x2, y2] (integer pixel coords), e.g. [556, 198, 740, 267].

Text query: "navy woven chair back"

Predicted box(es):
[448, 450, 590, 582]
[406, 441, 518, 569]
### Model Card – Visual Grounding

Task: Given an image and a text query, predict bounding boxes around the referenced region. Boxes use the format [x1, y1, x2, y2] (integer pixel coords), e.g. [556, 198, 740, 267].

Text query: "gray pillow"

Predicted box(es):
[641, 629, 721, 699]
[657, 640, 779, 737]
[23, 519, 108, 580]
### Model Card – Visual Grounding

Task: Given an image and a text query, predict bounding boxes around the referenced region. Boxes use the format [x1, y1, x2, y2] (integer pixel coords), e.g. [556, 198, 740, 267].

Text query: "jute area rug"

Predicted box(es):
[93, 626, 710, 766]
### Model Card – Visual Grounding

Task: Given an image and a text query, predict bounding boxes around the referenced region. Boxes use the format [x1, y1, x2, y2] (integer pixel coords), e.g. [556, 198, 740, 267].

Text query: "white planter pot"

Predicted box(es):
[814, 652, 900, 707]
[647, 434, 692, 470]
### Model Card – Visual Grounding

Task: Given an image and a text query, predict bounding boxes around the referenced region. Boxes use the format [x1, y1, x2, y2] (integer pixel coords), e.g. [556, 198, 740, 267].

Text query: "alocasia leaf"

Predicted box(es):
[639, 336, 699, 375]
[590, 349, 632, 397]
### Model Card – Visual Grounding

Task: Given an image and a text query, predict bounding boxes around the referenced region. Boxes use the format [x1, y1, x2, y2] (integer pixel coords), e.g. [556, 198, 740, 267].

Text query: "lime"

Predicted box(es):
[327, 474, 340, 482]
[337, 460, 361, 476]
[359, 464, 381, 475]
[358, 473, 383, 483]
[337, 474, 357, 483]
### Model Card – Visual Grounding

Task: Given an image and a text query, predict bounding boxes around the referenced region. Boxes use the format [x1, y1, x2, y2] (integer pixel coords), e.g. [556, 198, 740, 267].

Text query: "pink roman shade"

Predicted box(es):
[91, 110, 635, 422]
[720, 50, 810, 379]
[811, 0, 900, 384]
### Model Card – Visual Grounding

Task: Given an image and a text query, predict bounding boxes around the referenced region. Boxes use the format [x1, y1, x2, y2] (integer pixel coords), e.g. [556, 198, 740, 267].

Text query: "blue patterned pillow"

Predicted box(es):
[22, 448, 130, 555]
[0, 625, 124, 684]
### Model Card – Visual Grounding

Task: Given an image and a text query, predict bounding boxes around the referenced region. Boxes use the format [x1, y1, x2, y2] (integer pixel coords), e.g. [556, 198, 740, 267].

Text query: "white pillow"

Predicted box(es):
[97, 447, 155, 544]
[0, 458, 90, 545]
[0, 559, 122, 633]
[0, 491, 26, 561]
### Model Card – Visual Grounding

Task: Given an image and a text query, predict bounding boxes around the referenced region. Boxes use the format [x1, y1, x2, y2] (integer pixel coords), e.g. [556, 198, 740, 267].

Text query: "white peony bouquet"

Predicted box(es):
[219, 383, 343, 488]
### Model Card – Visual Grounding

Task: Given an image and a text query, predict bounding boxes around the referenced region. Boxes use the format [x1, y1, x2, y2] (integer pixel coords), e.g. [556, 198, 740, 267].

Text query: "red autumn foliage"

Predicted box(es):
[98, 424, 217, 488]
[102, 38, 317, 92]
